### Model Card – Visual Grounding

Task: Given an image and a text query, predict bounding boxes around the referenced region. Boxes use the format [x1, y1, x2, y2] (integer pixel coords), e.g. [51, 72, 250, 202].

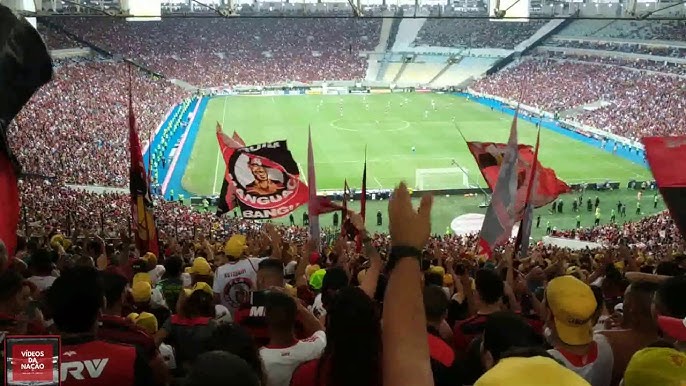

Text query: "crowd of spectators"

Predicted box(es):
[9, 58, 186, 187]
[544, 51, 686, 76]
[560, 19, 686, 41]
[414, 15, 545, 49]
[38, 24, 82, 50]
[48, 17, 381, 87]
[472, 58, 686, 138]
[546, 39, 686, 58]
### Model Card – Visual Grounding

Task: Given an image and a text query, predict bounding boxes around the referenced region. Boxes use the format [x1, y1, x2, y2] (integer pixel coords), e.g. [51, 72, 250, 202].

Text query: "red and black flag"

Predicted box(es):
[642, 136, 686, 239]
[128, 69, 159, 256]
[0, 7, 53, 256]
[216, 128, 308, 219]
[466, 134, 569, 219]
[216, 125, 246, 215]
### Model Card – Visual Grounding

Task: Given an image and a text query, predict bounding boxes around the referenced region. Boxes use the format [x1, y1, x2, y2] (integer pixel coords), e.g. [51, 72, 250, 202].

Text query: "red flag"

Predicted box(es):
[356, 148, 367, 252]
[311, 196, 345, 215]
[477, 112, 519, 258]
[129, 69, 159, 256]
[0, 7, 53, 256]
[467, 139, 569, 219]
[642, 136, 686, 239]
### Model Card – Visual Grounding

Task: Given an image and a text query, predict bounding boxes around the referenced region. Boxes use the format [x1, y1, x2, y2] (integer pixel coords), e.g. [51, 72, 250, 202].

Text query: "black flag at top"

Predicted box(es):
[0, 6, 53, 255]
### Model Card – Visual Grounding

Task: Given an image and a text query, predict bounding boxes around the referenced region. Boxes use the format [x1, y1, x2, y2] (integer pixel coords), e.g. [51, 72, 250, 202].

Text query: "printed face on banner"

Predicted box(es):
[236, 155, 286, 197]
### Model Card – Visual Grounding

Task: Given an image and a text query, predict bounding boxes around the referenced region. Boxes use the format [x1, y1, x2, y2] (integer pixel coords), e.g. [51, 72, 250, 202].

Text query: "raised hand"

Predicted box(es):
[388, 182, 433, 250]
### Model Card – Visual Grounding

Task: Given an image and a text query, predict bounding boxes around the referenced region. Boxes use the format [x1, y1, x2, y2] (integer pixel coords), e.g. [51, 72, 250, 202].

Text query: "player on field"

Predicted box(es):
[411, 146, 416, 153]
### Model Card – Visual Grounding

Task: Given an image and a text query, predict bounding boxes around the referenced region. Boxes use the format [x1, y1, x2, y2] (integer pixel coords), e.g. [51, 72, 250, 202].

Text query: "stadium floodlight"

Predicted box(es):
[489, 0, 530, 21]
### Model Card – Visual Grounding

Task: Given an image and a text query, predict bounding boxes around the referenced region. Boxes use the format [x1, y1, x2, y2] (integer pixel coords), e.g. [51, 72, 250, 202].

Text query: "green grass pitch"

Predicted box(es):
[182, 93, 660, 237]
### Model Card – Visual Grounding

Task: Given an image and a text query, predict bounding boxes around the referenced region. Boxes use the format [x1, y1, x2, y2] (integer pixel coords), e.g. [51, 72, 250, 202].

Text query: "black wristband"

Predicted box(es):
[387, 246, 422, 272]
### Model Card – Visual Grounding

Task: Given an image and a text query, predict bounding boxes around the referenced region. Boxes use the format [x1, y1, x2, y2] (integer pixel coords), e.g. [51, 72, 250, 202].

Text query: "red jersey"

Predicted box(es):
[98, 315, 158, 359]
[60, 336, 153, 386]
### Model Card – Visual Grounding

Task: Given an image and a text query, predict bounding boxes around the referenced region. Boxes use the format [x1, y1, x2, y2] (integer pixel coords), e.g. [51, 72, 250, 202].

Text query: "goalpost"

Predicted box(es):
[415, 167, 474, 191]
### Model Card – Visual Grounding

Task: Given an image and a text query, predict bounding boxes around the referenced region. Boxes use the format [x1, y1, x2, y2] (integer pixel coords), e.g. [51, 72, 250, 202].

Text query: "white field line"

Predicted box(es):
[212, 97, 230, 194]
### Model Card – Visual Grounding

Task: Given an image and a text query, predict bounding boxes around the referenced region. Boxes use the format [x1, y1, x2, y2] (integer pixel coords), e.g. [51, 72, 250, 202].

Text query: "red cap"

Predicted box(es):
[309, 251, 320, 265]
[657, 315, 686, 342]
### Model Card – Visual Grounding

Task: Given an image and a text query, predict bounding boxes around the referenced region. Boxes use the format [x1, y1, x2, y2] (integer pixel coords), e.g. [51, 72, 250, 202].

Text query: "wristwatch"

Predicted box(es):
[387, 246, 423, 272]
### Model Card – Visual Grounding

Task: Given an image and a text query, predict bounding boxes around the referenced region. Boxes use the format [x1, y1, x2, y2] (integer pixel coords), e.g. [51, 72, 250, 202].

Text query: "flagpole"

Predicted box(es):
[450, 158, 491, 206]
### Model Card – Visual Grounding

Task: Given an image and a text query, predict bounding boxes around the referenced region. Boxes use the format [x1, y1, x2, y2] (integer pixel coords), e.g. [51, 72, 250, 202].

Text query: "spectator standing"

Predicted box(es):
[213, 233, 276, 313]
[49, 267, 155, 386]
[599, 282, 660, 386]
[260, 291, 326, 386]
[545, 276, 614, 386]
[453, 269, 504, 357]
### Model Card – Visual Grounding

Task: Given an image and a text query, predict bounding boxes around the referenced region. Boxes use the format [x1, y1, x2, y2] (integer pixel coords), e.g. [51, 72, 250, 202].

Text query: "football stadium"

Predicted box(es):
[2, 0, 686, 384]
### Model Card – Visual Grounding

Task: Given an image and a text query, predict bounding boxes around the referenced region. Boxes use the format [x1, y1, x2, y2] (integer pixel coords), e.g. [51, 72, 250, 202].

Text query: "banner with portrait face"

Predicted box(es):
[217, 134, 308, 219]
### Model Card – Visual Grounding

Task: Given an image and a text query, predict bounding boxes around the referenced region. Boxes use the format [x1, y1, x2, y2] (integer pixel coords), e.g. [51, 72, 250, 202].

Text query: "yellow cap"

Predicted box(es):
[546, 275, 597, 346]
[50, 234, 65, 249]
[131, 281, 152, 303]
[188, 257, 212, 276]
[443, 273, 454, 287]
[142, 252, 157, 266]
[475, 356, 590, 386]
[428, 265, 445, 276]
[624, 347, 686, 386]
[183, 281, 214, 297]
[132, 312, 158, 335]
[224, 235, 248, 258]
[127, 313, 139, 322]
[133, 272, 152, 285]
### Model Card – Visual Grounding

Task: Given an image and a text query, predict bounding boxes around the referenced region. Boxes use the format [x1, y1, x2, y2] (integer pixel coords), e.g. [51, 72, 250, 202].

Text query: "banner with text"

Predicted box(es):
[218, 138, 308, 219]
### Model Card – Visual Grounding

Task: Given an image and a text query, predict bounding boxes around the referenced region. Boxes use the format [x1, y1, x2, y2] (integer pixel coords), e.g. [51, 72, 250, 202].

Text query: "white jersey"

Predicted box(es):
[147, 265, 166, 285]
[27, 275, 56, 292]
[260, 330, 327, 386]
[548, 334, 614, 386]
[213, 257, 266, 312]
[159, 343, 176, 370]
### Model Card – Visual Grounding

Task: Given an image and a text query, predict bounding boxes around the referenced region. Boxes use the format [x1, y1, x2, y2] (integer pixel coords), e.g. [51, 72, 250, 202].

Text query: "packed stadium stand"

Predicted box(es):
[472, 57, 686, 139]
[556, 19, 686, 41]
[413, 14, 546, 49]
[9, 58, 186, 187]
[49, 17, 382, 87]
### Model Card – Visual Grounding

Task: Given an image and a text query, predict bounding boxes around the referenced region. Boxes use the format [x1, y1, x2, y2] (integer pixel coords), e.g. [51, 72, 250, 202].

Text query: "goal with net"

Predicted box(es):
[415, 167, 474, 191]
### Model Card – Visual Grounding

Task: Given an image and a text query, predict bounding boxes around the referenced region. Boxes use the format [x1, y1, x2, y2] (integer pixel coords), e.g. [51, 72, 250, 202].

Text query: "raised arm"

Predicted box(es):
[383, 182, 433, 386]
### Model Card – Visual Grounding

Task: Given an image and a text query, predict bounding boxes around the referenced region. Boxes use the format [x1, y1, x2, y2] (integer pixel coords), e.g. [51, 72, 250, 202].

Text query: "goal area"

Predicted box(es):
[415, 167, 474, 191]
